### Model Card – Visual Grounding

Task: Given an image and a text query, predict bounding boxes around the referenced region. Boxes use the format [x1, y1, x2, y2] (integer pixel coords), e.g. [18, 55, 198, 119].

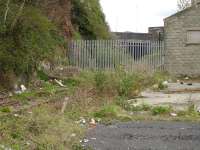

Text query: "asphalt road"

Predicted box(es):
[84, 121, 200, 150]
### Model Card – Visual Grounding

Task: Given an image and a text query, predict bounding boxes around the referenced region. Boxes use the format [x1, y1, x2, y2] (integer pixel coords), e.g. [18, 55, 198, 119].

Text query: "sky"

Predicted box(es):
[100, 0, 178, 33]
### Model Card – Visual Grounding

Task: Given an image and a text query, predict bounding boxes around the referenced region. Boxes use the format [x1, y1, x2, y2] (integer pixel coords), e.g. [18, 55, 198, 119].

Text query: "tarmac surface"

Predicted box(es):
[85, 121, 200, 150]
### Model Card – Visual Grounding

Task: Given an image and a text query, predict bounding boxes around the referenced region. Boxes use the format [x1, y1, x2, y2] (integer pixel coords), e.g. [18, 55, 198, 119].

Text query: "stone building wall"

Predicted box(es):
[164, 5, 200, 77]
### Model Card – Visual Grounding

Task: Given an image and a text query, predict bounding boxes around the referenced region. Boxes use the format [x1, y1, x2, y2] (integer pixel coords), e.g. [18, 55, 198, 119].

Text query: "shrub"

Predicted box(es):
[37, 70, 49, 81]
[0, 0, 65, 88]
[94, 71, 106, 92]
[0, 107, 11, 113]
[151, 106, 171, 115]
[152, 71, 170, 90]
[71, 0, 110, 39]
[116, 72, 145, 98]
[63, 78, 80, 87]
[116, 97, 152, 112]
[93, 105, 119, 118]
[118, 74, 135, 97]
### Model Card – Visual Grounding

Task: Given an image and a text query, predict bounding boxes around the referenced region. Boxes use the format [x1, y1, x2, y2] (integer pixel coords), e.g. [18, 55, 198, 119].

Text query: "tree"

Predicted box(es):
[177, 0, 191, 10]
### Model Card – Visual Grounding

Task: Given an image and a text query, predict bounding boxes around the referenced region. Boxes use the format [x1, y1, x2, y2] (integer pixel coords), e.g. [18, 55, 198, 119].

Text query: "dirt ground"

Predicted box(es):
[84, 121, 200, 150]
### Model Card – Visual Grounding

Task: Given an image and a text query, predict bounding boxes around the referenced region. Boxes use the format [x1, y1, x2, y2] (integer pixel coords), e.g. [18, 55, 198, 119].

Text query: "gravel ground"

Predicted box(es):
[84, 121, 200, 150]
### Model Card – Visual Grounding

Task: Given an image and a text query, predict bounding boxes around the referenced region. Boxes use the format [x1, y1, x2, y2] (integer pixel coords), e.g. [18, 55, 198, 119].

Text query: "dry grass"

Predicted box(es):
[0, 70, 175, 149]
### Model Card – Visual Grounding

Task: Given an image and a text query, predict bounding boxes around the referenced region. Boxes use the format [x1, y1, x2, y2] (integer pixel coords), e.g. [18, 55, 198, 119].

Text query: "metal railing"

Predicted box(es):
[68, 40, 165, 72]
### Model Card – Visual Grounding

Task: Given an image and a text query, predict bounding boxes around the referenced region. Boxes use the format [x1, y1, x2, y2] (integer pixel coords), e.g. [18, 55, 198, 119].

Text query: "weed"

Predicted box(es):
[186, 103, 199, 116]
[188, 103, 196, 113]
[63, 78, 80, 87]
[42, 82, 57, 95]
[118, 74, 135, 97]
[0, 105, 84, 149]
[72, 144, 84, 150]
[152, 71, 170, 90]
[151, 106, 171, 115]
[37, 70, 49, 81]
[116, 97, 152, 112]
[0, 107, 11, 113]
[93, 105, 119, 119]
[141, 103, 152, 111]
[94, 71, 106, 93]
[153, 71, 169, 83]
[13, 91, 36, 103]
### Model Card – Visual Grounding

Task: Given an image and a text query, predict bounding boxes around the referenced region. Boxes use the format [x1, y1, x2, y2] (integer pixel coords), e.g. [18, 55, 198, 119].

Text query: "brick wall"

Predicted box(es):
[164, 6, 200, 77]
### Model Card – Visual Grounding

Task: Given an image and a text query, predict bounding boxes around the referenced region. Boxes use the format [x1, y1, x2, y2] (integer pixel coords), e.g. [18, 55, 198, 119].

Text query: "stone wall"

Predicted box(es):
[164, 6, 200, 77]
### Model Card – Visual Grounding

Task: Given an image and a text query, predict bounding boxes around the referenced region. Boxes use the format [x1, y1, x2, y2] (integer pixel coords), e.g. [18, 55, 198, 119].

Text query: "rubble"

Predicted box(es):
[71, 133, 76, 137]
[162, 81, 168, 86]
[61, 97, 69, 113]
[89, 118, 97, 128]
[170, 113, 177, 117]
[14, 114, 19, 117]
[14, 90, 22, 94]
[76, 117, 86, 125]
[82, 139, 89, 143]
[197, 106, 200, 113]
[54, 79, 65, 87]
[153, 84, 159, 89]
[185, 77, 189, 80]
[14, 84, 27, 94]
[20, 85, 27, 92]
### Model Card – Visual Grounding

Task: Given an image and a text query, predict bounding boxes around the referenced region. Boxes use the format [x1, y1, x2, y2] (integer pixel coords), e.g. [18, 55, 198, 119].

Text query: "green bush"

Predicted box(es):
[151, 106, 171, 115]
[71, 0, 110, 39]
[94, 71, 106, 92]
[118, 74, 135, 97]
[0, 106, 11, 113]
[116, 70, 145, 98]
[93, 105, 119, 118]
[37, 70, 49, 81]
[0, 0, 65, 88]
[74, 70, 152, 98]
[116, 97, 152, 112]
[63, 78, 80, 87]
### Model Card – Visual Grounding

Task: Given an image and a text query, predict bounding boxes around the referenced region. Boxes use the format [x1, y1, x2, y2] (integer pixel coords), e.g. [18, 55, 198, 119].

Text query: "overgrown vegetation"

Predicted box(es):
[0, 0, 111, 90]
[0, 105, 84, 149]
[71, 0, 110, 39]
[0, 0, 66, 89]
[1, 69, 200, 149]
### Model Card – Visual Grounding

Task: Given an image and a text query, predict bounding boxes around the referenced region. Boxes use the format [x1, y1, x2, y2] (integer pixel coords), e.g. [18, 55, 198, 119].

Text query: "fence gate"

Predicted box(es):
[68, 40, 165, 72]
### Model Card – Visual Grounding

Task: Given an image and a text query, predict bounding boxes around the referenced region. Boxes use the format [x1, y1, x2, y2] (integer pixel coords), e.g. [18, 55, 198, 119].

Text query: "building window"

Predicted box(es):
[187, 30, 200, 44]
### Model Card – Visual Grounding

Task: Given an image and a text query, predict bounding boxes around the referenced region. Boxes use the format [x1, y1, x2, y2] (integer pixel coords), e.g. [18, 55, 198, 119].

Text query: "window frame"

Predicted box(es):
[186, 29, 200, 45]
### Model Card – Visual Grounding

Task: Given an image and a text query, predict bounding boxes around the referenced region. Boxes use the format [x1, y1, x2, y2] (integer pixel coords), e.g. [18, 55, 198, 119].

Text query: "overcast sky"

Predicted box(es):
[100, 0, 178, 33]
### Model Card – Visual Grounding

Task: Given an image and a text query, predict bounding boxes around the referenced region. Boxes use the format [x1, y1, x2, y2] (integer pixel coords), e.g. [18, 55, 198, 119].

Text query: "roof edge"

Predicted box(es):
[164, 6, 193, 21]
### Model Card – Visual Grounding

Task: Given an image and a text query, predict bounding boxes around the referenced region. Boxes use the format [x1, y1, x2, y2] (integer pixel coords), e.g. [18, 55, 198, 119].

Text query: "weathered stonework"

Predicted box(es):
[164, 4, 200, 77]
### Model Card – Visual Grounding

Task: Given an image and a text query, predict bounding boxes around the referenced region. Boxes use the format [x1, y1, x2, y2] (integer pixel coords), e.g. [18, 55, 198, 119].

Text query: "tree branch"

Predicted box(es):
[10, 0, 26, 30]
[4, 0, 10, 24]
